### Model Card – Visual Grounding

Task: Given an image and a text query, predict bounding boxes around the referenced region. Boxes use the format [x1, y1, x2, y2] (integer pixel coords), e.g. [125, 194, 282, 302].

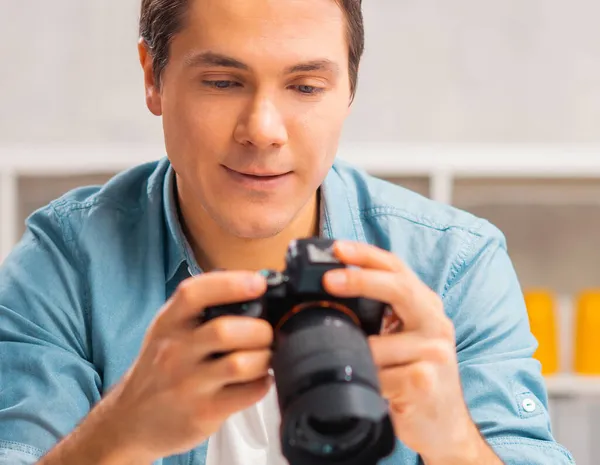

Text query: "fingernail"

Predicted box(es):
[327, 271, 347, 288]
[247, 274, 265, 293]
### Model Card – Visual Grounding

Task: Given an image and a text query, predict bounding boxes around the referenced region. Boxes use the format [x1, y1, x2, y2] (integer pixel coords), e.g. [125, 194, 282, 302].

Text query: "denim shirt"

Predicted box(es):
[0, 157, 574, 465]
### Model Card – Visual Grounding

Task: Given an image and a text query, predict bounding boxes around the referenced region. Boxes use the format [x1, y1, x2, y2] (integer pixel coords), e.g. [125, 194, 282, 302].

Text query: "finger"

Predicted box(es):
[212, 376, 274, 416]
[378, 362, 437, 404]
[154, 272, 267, 332]
[202, 349, 273, 388]
[324, 267, 445, 333]
[333, 241, 408, 274]
[192, 316, 273, 360]
[369, 334, 455, 369]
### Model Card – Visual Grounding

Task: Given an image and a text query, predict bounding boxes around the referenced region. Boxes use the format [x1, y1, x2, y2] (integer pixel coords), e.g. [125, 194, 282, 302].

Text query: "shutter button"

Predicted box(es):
[522, 398, 536, 413]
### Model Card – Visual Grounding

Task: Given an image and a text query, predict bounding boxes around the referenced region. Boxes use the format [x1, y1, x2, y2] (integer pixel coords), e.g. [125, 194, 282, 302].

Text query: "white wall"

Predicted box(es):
[351, 0, 600, 143]
[2, 1, 600, 146]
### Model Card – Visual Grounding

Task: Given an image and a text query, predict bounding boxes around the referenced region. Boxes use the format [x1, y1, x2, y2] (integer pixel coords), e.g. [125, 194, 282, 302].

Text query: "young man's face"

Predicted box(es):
[146, 0, 352, 239]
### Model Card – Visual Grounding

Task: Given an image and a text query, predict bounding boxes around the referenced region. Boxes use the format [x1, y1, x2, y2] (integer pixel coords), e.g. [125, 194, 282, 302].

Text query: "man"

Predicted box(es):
[0, 0, 574, 464]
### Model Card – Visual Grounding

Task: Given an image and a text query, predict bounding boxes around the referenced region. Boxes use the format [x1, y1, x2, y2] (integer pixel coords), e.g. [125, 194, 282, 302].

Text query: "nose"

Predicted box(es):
[234, 96, 288, 149]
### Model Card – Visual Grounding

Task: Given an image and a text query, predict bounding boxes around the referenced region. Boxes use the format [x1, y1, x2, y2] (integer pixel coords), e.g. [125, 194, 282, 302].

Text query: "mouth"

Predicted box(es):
[222, 165, 294, 189]
[224, 166, 291, 178]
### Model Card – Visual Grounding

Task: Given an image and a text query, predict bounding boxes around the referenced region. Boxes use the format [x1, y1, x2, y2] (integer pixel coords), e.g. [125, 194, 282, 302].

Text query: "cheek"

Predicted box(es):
[289, 98, 348, 170]
[163, 87, 238, 157]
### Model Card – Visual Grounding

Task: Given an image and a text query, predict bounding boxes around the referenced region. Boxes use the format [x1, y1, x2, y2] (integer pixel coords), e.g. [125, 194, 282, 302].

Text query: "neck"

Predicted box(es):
[176, 182, 320, 273]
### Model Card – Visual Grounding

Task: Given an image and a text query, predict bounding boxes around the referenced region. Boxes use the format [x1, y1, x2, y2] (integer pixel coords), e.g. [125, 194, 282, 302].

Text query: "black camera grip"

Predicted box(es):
[201, 299, 263, 322]
[199, 299, 264, 359]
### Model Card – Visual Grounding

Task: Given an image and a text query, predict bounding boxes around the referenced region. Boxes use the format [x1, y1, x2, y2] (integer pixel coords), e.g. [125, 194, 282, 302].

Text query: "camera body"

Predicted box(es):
[202, 237, 385, 338]
[202, 238, 396, 465]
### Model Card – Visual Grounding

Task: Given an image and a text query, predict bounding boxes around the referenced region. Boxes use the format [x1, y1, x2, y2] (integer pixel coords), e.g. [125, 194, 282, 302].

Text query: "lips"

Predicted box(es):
[222, 165, 293, 190]
[224, 166, 290, 177]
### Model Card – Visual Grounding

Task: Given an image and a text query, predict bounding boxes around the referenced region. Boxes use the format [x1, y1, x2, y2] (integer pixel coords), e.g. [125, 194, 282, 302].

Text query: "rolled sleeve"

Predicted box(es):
[0, 205, 101, 461]
[445, 221, 575, 464]
[489, 437, 575, 464]
[0, 441, 44, 464]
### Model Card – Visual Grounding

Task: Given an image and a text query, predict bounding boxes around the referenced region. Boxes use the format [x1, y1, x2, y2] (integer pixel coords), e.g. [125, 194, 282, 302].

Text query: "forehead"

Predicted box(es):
[172, 0, 349, 67]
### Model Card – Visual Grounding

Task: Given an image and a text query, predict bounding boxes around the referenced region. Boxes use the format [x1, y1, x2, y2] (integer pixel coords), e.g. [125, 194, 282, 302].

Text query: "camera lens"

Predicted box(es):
[271, 306, 395, 465]
[289, 414, 373, 459]
[307, 416, 359, 436]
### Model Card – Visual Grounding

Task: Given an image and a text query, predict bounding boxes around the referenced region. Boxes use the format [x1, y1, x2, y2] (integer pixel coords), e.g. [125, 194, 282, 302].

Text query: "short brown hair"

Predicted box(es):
[139, 0, 365, 101]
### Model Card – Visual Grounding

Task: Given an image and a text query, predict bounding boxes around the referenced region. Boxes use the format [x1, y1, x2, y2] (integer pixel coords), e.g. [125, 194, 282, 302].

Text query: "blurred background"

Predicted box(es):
[2, 1, 600, 463]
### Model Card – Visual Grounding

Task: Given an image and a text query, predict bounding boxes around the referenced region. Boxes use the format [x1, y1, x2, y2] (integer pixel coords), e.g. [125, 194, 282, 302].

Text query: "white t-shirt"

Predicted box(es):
[206, 385, 289, 465]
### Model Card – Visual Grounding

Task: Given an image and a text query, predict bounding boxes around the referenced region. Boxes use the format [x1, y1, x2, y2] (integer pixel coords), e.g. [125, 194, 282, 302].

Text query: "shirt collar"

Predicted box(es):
[163, 163, 201, 282]
[162, 158, 362, 284]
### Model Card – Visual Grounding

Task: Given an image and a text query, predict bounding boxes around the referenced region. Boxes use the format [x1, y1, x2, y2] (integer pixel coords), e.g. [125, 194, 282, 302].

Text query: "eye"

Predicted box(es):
[292, 85, 324, 95]
[202, 80, 241, 90]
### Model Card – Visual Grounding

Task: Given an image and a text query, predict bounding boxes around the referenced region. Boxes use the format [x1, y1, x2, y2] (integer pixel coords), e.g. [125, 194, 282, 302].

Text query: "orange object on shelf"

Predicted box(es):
[523, 290, 559, 375]
[573, 290, 600, 375]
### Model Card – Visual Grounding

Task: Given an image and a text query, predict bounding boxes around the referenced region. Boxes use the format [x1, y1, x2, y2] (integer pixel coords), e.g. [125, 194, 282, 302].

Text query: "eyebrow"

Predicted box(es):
[184, 51, 250, 70]
[184, 51, 339, 76]
[285, 60, 340, 76]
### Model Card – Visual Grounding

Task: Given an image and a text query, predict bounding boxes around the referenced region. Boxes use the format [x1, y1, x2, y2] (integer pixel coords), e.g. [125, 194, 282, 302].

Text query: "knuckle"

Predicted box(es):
[225, 353, 249, 377]
[152, 338, 182, 374]
[437, 317, 455, 340]
[425, 341, 454, 364]
[410, 363, 435, 392]
[175, 279, 197, 306]
[210, 320, 234, 345]
[396, 277, 415, 303]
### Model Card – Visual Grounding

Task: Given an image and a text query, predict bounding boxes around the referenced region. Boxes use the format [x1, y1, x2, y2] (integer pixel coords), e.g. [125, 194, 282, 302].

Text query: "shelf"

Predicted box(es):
[0, 145, 162, 175]
[545, 375, 600, 397]
[17, 173, 118, 237]
[453, 178, 600, 295]
[380, 176, 431, 198]
[338, 144, 600, 178]
[2, 144, 600, 177]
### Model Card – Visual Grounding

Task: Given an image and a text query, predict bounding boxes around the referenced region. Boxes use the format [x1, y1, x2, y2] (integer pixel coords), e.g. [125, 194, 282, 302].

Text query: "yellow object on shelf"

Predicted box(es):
[573, 290, 600, 375]
[524, 290, 559, 375]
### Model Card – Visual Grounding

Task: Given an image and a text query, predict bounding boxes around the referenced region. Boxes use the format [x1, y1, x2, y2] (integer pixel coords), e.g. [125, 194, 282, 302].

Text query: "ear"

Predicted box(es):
[138, 38, 163, 116]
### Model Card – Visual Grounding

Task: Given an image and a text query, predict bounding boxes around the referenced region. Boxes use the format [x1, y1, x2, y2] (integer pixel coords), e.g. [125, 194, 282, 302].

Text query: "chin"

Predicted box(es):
[217, 209, 293, 240]
[227, 221, 288, 240]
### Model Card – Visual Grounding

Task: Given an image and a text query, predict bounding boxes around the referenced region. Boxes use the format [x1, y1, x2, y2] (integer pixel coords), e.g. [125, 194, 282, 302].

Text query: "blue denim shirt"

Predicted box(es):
[0, 157, 574, 465]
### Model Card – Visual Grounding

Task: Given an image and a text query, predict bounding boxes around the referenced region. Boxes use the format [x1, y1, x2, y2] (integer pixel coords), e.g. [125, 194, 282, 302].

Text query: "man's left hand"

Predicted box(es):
[323, 240, 496, 464]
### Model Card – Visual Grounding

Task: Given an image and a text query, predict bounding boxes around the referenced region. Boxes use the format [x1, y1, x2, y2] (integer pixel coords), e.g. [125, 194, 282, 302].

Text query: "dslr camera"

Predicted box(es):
[202, 238, 396, 465]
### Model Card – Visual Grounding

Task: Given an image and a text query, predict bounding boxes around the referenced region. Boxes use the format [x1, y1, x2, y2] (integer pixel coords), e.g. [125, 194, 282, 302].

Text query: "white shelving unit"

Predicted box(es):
[1, 143, 600, 401]
[545, 375, 600, 398]
[1, 143, 600, 464]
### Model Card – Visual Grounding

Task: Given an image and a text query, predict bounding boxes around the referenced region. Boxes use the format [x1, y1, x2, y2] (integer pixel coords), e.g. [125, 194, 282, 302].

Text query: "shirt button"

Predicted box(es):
[522, 398, 537, 413]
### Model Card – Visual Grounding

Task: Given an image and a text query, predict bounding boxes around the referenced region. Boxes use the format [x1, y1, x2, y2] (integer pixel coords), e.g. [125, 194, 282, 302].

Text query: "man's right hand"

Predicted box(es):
[39, 271, 272, 465]
[113, 270, 273, 460]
